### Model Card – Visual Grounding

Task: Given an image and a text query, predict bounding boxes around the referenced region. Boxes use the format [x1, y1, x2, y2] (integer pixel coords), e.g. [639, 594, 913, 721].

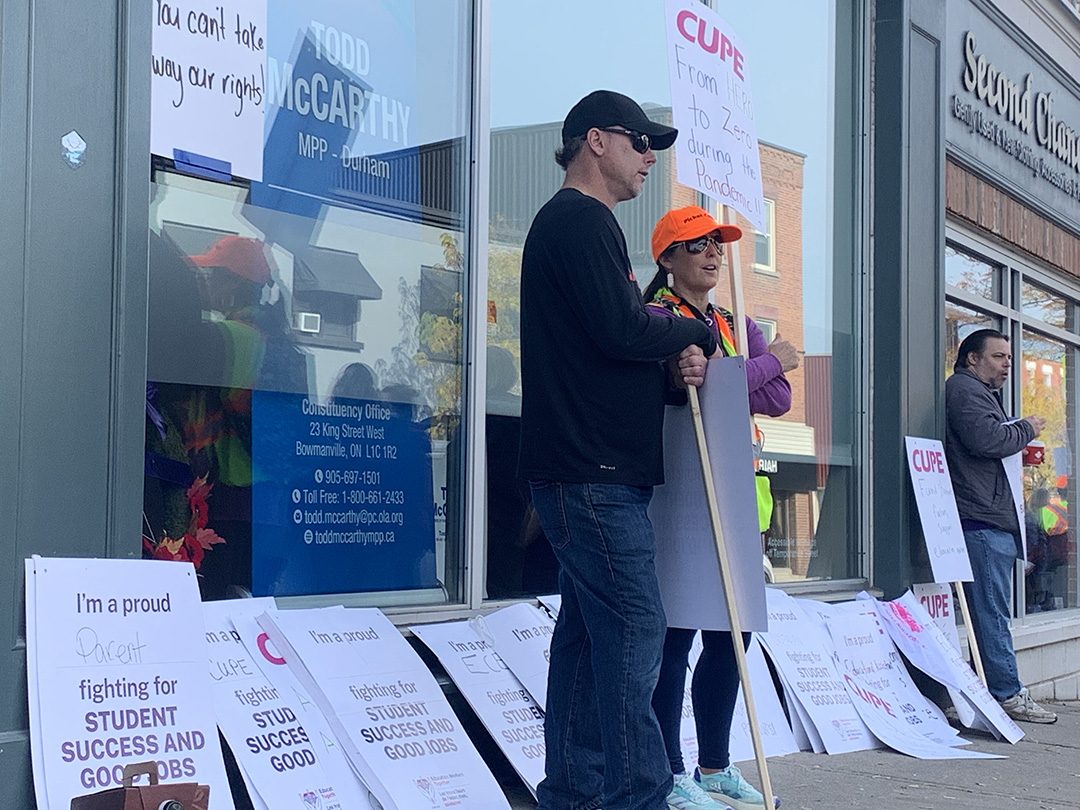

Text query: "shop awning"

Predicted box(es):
[292, 245, 382, 301]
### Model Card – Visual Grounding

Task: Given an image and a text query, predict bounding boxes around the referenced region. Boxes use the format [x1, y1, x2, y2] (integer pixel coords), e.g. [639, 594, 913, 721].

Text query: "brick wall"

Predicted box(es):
[670, 144, 808, 421]
[945, 159, 1080, 276]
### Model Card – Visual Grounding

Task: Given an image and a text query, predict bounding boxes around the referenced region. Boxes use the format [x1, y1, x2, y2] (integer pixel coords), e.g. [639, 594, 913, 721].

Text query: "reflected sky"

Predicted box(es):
[492, 1, 838, 351]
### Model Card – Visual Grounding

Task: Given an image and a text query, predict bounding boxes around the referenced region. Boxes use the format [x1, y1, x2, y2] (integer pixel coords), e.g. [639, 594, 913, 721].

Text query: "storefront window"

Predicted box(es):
[145, 2, 473, 604]
[484, 0, 865, 595]
[944, 301, 998, 378]
[945, 244, 997, 299]
[946, 238, 1080, 615]
[1022, 281, 1070, 331]
[1021, 331, 1077, 613]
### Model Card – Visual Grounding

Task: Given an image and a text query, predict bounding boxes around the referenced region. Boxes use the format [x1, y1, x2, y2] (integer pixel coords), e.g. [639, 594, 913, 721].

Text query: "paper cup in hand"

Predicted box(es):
[1022, 441, 1045, 466]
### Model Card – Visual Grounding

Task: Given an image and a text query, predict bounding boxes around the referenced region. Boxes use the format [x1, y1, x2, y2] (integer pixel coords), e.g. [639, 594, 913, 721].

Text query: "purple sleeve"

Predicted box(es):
[744, 317, 792, 417]
[648, 305, 793, 416]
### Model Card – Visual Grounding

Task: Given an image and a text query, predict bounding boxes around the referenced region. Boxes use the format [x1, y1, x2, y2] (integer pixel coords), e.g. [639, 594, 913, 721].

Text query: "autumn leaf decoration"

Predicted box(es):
[142, 474, 226, 570]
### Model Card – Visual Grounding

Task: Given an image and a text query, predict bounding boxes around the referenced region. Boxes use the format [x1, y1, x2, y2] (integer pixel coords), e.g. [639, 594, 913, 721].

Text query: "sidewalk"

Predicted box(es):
[505, 701, 1080, 809]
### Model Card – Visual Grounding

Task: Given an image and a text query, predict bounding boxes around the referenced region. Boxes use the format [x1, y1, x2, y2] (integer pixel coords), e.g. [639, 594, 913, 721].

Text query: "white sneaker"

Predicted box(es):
[668, 772, 734, 810]
[1000, 688, 1057, 724]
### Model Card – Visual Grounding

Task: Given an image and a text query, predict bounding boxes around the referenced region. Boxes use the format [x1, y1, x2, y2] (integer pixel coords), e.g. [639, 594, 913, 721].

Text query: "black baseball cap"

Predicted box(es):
[561, 90, 678, 151]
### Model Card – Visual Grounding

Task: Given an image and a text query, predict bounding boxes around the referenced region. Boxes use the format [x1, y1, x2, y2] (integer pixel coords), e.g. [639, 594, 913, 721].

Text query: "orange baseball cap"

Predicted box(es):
[651, 206, 742, 262]
[190, 235, 271, 285]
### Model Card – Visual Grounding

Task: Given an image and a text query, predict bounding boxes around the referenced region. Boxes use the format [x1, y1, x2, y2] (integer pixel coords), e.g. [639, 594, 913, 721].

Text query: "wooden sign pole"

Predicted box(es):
[954, 582, 988, 685]
[684, 202, 774, 804]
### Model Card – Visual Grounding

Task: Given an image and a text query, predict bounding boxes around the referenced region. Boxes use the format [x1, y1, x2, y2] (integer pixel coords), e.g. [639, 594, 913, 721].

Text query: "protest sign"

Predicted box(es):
[872, 592, 1023, 743]
[25, 557, 233, 810]
[757, 589, 878, 754]
[203, 598, 363, 810]
[905, 437, 974, 582]
[411, 621, 545, 797]
[910, 584, 991, 733]
[1002, 450, 1028, 559]
[651, 357, 767, 632]
[231, 611, 377, 808]
[24, 560, 47, 808]
[825, 610, 997, 759]
[536, 594, 561, 620]
[151, 0, 266, 179]
[259, 607, 510, 810]
[912, 583, 962, 651]
[823, 600, 959, 741]
[664, 0, 764, 230]
[725, 638, 799, 762]
[472, 603, 554, 712]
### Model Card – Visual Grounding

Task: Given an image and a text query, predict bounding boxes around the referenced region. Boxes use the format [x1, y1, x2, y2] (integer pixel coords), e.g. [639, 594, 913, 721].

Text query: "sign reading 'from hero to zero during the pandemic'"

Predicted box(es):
[664, 0, 764, 230]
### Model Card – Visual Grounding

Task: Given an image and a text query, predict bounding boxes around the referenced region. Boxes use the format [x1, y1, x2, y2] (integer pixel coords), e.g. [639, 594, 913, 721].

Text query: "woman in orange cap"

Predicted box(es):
[646, 206, 796, 810]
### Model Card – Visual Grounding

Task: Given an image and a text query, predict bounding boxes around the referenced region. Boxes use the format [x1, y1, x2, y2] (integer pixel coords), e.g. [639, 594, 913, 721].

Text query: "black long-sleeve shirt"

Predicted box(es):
[518, 189, 716, 485]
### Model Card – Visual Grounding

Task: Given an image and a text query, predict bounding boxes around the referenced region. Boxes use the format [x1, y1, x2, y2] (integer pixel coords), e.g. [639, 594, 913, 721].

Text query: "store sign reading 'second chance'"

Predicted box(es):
[951, 31, 1080, 204]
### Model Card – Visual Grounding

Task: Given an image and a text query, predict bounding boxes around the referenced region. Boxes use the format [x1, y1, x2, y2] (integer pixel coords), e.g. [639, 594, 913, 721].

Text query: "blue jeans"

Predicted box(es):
[530, 481, 672, 810]
[652, 628, 750, 773]
[962, 528, 1023, 701]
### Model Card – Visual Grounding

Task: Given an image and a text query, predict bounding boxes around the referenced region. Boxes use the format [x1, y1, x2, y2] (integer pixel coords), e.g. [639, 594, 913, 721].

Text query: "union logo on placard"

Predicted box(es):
[301, 790, 322, 810]
[415, 777, 440, 807]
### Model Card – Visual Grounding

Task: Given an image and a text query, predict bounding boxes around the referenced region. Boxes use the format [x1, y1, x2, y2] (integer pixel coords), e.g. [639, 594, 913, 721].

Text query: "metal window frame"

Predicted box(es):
[947, 221, 1080, 622]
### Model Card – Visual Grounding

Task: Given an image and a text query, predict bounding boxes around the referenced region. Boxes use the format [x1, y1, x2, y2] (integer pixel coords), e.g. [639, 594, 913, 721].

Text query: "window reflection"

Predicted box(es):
[1021, 332, 1076, 612]
[945, 245, 997, 300]
[944, 300, 998, 380]
[485, 0, 862, 594]
[1022, 281, 1069, 330]
[143, 1, 472, 603]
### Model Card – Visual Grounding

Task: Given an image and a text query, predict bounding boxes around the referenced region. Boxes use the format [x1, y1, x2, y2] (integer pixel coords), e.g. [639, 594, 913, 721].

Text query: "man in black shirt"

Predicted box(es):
[520, 90, 717, 810]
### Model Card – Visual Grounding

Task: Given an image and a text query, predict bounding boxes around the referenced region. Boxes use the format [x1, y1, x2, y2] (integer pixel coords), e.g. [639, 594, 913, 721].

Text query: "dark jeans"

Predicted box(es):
[530, 481, 672, 810]
[962, 528, 1023, 701]
[653, 628, 750, 773]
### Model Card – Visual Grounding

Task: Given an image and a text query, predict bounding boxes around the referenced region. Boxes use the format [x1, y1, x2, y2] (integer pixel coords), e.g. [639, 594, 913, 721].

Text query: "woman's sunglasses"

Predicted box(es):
[679, 234, 726, 254]
[600, 127, 651, 154]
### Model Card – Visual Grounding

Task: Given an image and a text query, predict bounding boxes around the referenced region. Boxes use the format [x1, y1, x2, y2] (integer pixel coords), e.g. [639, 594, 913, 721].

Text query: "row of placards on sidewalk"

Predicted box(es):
[26, 556, 1023, 810]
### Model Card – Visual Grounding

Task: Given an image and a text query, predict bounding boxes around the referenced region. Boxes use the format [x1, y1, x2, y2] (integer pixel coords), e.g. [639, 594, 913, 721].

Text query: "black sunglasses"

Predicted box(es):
[679, 234, 726, 255]
[600, 127, 651, 154]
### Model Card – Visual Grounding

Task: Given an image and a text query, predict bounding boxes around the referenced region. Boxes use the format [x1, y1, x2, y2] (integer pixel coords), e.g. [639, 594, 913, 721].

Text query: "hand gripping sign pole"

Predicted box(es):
[683, 204, 774, 805]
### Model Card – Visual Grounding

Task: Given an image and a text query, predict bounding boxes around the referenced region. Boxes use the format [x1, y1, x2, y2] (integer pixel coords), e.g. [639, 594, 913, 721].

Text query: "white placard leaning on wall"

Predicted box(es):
[203, 598, 363, 810]
[259, 607, 510, 810]
[905, 437, 974, 582]
[231, 611, 377, 809]
[911, 583, 990, 733]
[411, 621, 546, 798]
[473, 603, 555, 712]
[664, 0, 765, 230]
[825, 609, 997, 759]
[757, 588, 879, 755]
[651, 357, 767, 632]
[871, 592, 1023, 744]
[25, 557, 234, 810]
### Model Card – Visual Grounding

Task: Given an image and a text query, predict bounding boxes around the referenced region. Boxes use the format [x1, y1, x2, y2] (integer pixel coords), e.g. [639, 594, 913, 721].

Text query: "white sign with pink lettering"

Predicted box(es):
[665, 0, 764, 230]
[905, 436, 973, 582]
